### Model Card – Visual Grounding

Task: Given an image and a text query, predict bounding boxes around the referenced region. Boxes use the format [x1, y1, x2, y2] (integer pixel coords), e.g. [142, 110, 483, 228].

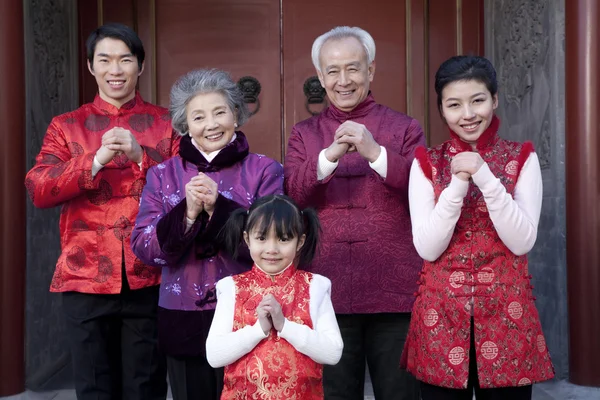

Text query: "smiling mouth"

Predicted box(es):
[262, 258, 281, 264]
[205, 132, 224, 141]
[337, 90, 355, 96]
[108, 80, 126, 87]
[461, 121, 482, 132]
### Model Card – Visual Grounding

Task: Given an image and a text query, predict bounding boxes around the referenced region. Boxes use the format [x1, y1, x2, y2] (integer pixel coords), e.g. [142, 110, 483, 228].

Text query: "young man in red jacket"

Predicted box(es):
[25, 23, 179, 400]
[284, 26, 425, 400]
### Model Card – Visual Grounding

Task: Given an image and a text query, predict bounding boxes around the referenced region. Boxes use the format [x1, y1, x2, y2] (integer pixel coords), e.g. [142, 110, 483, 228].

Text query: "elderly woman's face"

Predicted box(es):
[186, 92, 237, 153]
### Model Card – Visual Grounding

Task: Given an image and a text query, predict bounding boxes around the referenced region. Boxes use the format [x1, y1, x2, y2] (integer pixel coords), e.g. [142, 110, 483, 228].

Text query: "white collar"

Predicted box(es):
[190, 133, 237, 162]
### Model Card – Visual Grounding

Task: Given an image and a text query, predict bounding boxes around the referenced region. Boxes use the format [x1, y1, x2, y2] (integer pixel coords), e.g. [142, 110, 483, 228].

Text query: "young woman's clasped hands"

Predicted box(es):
[451, 151, 485, 181]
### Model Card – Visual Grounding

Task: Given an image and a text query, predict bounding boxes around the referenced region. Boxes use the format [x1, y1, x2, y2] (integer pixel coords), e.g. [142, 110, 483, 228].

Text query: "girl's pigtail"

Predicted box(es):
[219, 208, 248, 260]
[297, 207, 321, 267]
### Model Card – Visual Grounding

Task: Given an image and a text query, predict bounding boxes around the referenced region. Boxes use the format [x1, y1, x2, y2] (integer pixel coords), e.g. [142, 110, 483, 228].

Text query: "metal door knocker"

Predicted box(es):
[237, 76, 261, 116]
[303, 76, 327, 115]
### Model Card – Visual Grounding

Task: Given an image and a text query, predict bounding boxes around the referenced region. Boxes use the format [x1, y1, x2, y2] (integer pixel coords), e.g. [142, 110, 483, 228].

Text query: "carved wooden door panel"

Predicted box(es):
[78, 0, 484, 158]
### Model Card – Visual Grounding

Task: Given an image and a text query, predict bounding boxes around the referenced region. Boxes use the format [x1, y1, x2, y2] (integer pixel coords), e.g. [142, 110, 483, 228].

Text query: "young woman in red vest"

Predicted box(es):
[401, 56, 554, 400]
[206, 194, 343, 399]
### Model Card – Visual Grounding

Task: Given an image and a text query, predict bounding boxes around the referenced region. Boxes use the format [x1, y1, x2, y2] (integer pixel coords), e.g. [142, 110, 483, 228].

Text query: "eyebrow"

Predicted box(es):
[96, 53, 134, 59]
[325, 62, 361, 72]
[189, 105, 227, 114]
[444, 92, 487, 102]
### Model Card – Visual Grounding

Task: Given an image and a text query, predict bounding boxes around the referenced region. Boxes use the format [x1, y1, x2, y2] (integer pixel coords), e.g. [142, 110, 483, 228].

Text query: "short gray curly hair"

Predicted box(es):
[311, 26, 376, 73]
[169, 69, 250, 136]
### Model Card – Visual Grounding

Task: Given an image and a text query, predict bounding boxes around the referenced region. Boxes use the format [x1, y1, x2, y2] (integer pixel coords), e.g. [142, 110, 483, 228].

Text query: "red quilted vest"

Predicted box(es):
[222, 265, 323, 399]
[402, 117, 554, 388]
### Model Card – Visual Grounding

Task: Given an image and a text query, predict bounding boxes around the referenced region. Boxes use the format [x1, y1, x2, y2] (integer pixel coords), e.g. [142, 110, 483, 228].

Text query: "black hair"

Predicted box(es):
[86, 23, 145, 71]
[221, 194, 321, 268]
[434, 55, 498, 113]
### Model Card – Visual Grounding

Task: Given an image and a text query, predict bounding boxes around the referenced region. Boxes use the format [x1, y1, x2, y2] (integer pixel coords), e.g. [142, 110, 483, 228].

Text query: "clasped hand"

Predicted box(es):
[325, 121, 381, 163]
[451, 152, 485, 181]
[96, 127, 143, 165]
[185, 173, 218, 220]
[256, 293, 285, 335]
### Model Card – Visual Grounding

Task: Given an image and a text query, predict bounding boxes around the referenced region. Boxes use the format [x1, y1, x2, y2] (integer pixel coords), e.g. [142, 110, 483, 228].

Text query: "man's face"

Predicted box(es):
[87, 37, 143, 108]
[317, 37, 375, 112]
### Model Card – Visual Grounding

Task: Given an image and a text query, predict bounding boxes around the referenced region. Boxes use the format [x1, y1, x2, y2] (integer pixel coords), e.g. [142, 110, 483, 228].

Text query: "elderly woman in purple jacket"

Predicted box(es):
[131, 68, 283, 400]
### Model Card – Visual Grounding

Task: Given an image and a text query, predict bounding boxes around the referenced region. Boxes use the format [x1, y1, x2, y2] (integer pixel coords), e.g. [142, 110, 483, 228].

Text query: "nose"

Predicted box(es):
[264, 240, 279, 254]
[205, 116, 219, 130]
[109, 61, 122, 75]
[338, 70, 350, 86]
[462, 105, 475, 119]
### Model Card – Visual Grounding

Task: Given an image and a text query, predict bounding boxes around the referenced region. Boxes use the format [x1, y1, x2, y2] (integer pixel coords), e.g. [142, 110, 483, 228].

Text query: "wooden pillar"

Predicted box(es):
[0, 0, 26, 396]
[565, 0, 600, 387]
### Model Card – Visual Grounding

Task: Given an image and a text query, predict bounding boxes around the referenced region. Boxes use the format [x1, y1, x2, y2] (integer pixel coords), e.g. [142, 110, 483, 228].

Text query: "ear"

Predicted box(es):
[243, 231, 250, 247]
[296, 234, 306, 252]
[317, 69, 325, 88]
[492, 93, 499, 110]
[233, 107, 239, 126]
[368, 60, 376, 82]
[138, 60, 145, 77]
[87, 59, 94, 75]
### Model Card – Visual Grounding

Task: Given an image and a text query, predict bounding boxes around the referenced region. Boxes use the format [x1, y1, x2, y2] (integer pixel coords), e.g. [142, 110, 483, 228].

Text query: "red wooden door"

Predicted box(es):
[78, 0, 484, 158]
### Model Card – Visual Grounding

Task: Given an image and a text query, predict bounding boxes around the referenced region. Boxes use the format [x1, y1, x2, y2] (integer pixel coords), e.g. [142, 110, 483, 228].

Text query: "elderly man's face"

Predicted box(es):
[317, 37, 375, 112]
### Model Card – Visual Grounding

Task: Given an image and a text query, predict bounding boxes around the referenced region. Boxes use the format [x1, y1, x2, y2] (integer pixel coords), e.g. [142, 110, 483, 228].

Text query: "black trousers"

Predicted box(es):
[62, 278, 167, 400]
[166, 355, 223, 400]
[420, 319, 533, 400]
[324, 313, 419, 400]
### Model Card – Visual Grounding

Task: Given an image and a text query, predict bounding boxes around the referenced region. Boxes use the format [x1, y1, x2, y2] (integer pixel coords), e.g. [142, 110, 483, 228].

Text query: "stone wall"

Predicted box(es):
[24, 0, 78, 388]
[485, 0, 568, 378]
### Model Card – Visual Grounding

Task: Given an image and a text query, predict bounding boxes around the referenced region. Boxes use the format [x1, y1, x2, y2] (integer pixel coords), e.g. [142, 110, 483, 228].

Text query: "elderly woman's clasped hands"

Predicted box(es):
[185, 172, 218, 219]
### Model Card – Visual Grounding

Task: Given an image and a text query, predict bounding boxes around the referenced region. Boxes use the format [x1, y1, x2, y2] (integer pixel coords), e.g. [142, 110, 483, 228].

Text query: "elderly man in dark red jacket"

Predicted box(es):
[284, 26, 425, 400]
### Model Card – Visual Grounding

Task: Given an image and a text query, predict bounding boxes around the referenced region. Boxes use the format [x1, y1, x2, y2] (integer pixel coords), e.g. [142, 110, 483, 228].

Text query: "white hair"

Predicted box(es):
[311, 26, 376, 72]
[169, 69, 249, 136]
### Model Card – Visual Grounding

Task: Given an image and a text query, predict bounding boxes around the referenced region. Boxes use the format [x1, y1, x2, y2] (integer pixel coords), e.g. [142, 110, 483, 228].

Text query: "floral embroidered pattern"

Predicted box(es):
[223, 266, 322, 399]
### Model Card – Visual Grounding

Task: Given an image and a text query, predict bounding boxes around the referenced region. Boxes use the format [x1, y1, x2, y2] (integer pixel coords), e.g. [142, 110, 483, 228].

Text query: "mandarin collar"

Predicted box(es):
[326, 92, 377, 122]
[250, 263, 297, 285]
[179, 131, 249, 172]
[449, 115, 501, 152]
[92, 91, 144, 115]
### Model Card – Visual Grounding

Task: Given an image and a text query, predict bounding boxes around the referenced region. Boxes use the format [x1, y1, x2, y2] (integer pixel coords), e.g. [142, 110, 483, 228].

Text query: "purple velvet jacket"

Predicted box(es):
[131, 132, 283, 356]
[284, 94, 425, 314]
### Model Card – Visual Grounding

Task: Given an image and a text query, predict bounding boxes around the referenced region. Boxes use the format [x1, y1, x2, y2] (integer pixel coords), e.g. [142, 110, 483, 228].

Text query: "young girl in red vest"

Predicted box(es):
[206, 194, 343, 399]
[401, 56, 554, 399]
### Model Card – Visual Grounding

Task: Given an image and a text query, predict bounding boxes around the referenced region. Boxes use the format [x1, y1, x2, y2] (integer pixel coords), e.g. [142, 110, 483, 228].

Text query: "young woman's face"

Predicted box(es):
[244, 225, 305, 275]
[440, 79, 498, 145]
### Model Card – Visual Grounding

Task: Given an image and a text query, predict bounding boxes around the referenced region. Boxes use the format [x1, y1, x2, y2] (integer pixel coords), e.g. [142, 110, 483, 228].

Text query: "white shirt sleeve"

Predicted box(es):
[92, 156, 104, 178]
[184, 217, 195, 234]
[471, 152, 542, 255]
[368, 146, 387, 179]
[92, 156, 143, 178]
[317, 149, 339, 180]
[205, 277, 269, 368]
[278, 274, 343, 365]
[409, 159, 469, 261]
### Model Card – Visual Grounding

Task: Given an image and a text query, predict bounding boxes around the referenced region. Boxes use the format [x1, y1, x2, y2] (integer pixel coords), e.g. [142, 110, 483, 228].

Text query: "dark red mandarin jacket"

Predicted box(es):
[284, 94, 426, 314]
[25, 93, 180, 294]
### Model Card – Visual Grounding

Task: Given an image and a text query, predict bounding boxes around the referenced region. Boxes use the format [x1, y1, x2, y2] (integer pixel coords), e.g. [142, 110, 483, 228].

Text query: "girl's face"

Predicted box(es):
[440, 79, 498, 146]
[244, 225, 305, 275]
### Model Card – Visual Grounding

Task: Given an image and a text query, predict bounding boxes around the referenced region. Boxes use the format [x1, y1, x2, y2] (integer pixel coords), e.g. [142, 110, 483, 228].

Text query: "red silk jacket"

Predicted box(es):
[25, 93, 180, 294]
